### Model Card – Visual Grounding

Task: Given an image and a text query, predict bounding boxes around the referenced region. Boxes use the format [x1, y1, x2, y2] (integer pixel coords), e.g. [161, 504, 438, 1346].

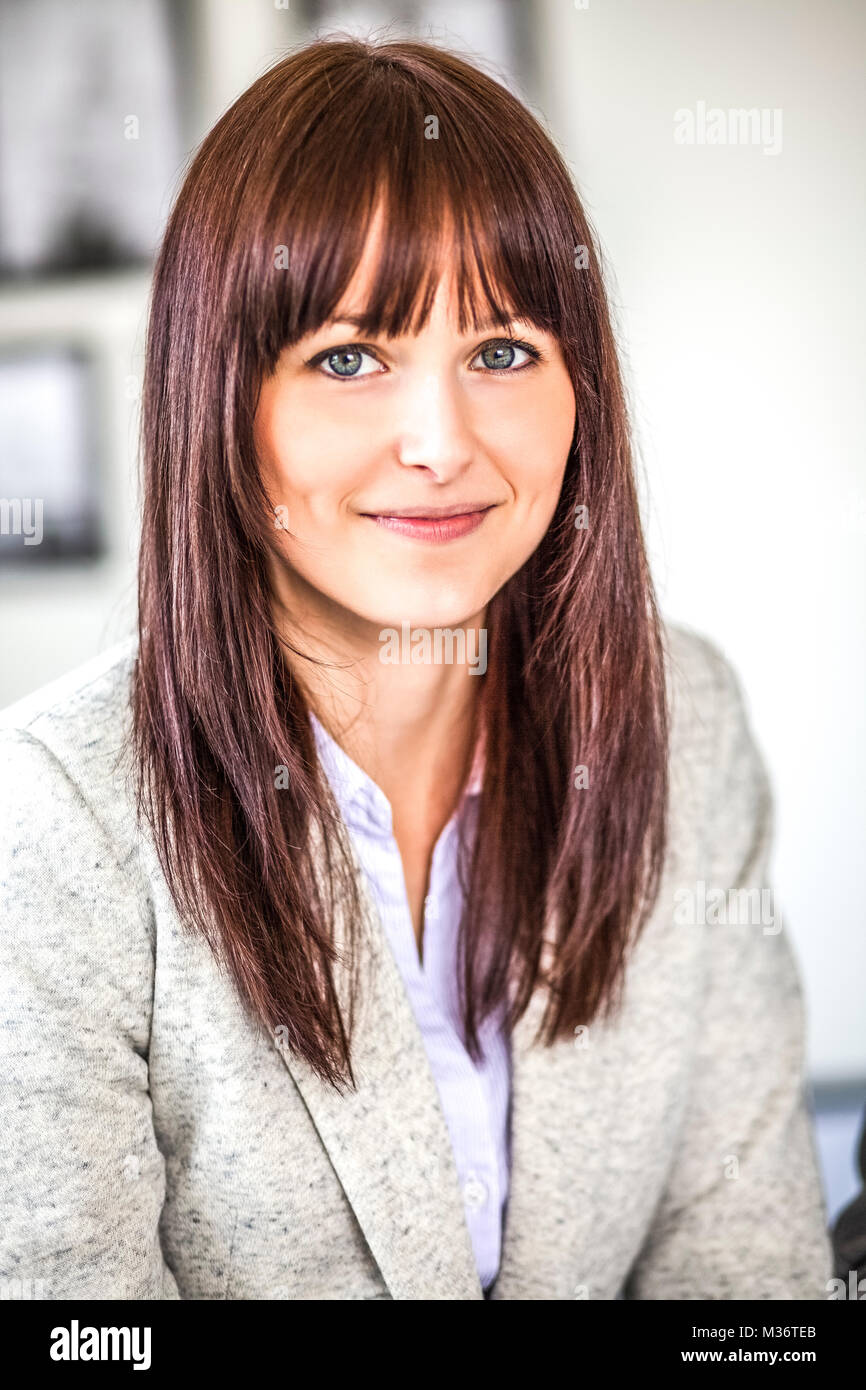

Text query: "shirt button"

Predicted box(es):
[462, 1171, 489, 1209]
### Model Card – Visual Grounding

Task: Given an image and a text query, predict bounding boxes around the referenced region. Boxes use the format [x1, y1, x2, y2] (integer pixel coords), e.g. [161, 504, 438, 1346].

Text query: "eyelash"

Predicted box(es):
[306, 336, 543, 380]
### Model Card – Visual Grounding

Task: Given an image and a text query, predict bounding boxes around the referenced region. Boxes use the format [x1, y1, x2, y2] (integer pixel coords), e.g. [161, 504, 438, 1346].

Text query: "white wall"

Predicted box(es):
[536, 0, 866, 1080]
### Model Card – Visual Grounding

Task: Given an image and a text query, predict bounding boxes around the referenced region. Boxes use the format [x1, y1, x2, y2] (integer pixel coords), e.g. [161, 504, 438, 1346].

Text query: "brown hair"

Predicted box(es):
[132, 35, 669, 1091]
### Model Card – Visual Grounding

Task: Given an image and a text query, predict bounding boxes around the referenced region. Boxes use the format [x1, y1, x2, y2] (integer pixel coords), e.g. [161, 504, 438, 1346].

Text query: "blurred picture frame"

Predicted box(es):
[0, 344, 104, 563]
[0, 0, 189, 280]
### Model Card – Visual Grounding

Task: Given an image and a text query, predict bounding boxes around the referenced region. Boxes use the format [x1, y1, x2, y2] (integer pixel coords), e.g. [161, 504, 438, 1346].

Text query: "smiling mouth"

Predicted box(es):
[359, 503, 498, 543]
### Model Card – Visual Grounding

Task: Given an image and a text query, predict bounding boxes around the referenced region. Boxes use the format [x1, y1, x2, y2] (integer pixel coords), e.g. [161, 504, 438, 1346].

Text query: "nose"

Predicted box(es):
[393, 369, 474, 479]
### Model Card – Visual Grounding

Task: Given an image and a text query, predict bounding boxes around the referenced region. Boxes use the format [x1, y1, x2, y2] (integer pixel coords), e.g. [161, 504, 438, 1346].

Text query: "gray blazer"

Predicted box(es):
[0, 624, 833, 1299]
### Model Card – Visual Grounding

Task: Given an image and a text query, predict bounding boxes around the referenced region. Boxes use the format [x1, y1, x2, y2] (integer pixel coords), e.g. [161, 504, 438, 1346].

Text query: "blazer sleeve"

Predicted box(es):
[623, 645, 834, 1300]
[0, 727, 181, 1300]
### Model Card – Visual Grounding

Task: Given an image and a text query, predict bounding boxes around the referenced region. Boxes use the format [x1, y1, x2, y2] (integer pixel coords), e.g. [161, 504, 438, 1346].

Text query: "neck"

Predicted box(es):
[269, 560, 487, 839]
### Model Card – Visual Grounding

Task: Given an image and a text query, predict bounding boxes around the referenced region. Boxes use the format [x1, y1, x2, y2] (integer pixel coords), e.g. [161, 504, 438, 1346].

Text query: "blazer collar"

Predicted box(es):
[271, 817, 615, 1300]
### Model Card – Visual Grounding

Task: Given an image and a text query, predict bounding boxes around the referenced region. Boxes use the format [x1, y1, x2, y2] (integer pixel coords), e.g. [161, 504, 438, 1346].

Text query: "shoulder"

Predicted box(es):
[661, 619, 749, 742]
[0, 636, 141, 865]
[659, 619, 772, 873]
[0, 643, 159, 1134]
[661, 618, 761, 776]
[0, 634, 137, 744]
[633, 627, 800, 1067]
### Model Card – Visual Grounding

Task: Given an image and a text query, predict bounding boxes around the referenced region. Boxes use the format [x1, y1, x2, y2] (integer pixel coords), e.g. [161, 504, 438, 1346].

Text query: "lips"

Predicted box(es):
[361, 505, 496, 543]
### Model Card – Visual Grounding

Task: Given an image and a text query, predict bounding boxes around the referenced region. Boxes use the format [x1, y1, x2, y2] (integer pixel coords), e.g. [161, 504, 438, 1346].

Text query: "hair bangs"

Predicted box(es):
[254, 57, 571, 371]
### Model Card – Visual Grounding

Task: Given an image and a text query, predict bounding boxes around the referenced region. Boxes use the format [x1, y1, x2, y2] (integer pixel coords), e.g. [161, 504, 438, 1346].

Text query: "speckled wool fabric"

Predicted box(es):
[0, 623, 833, 1300]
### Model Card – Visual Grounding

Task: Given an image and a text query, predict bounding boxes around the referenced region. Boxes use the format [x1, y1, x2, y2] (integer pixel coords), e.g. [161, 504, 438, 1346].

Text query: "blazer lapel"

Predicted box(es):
[489, 897, 669, 1301]
[271, 822, 485, 1300]
[487, 979, 624, 1300]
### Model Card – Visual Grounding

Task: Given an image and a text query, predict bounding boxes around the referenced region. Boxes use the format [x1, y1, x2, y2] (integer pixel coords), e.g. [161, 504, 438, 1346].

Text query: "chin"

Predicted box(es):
[362, 588, 492, 635]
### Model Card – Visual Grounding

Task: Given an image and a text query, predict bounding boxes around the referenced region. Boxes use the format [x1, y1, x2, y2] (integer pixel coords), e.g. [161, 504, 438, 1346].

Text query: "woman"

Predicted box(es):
[0, 36, 832, 1300]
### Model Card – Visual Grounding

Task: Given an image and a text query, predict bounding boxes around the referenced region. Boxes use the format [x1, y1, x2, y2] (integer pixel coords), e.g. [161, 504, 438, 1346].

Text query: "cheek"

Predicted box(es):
[483, 374, 575, 502]
[531, 368, 577, 464]
[255, 391, 366, 523]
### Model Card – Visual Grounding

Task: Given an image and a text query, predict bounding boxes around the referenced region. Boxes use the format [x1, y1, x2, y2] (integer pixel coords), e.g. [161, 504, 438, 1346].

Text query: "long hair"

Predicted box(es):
[131, 35, 669, 1092]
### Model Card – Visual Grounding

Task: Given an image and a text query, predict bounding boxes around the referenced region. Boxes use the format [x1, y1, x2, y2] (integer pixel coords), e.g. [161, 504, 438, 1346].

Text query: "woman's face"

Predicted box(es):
[254, 225, 576, 638]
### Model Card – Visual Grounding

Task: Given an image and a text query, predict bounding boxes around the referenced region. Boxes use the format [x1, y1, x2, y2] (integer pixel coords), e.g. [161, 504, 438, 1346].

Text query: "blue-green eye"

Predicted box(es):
[317, 347, 383, 378]
[471, 339, 538, 372]
[309, 335, 540, 380]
